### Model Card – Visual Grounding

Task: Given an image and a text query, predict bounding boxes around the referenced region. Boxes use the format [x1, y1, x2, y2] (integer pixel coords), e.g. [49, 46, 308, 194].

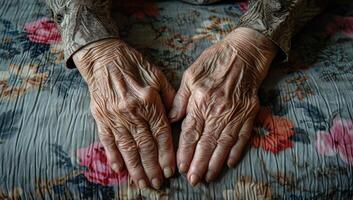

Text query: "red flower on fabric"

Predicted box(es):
[24, 17, 61, 44]
[251, 107, 294, 153]
[326, 16, 353, 36]
[77, 142, 128, 186]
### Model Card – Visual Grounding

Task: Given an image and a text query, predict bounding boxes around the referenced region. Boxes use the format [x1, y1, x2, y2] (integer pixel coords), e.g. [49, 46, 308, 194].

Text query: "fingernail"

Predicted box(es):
[111, 163, 121, 172]
[168, 110, 177, 120]
[152, 178, 161, 189]
[163, 167, 173, 178]
[138, 179, 147, 189]
[227, 159, 235, 168]
[205, 171, 213, 183]
[189, 174, 199, 186]
[179, 163, 188, 173]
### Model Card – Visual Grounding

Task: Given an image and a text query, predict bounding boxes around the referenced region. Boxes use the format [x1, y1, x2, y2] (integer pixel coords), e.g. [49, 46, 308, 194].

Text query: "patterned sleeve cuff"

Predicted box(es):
[236, 22, 289, 63]
[236, 0, 328, 63]
[46, 0, 120, 68]
[236, 8, 291, 62]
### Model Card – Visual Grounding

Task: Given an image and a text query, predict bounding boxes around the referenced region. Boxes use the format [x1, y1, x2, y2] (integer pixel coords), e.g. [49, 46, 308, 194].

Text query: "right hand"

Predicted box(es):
[73, 39, 176, 190]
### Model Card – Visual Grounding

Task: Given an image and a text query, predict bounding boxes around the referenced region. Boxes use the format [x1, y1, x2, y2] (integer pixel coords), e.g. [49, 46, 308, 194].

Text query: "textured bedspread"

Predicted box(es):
[1, 0, 353, 199]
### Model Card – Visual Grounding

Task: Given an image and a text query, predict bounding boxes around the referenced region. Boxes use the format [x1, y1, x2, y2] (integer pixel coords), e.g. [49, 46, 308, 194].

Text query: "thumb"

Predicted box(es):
[160, 79, 176, 111]
[149, 66, 176, 111]
[168, 82, 190, 123]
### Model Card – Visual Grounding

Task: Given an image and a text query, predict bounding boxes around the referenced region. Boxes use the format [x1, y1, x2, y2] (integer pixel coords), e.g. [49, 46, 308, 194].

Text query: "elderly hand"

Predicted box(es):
[73, 39, 176, 189]
[169, 28, 277, 185]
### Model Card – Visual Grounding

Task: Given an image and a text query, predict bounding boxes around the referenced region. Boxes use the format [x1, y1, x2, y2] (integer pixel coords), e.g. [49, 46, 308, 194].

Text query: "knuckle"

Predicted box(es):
[99, 134, 115, 145]
[181, 118, 202, 144]
[103, 141, 116, 151]
[181, 115, 195, 131]
[155, 132, 169, 146]
[238, 131, 251, 141]
[153, 125, 170, 138]
[157, 136, 172, 152]
[203, 119, 221, 134]
[117, 136, 136, 151]
[100, 133, 114, 143]
[194, 85, 212, 101]
[96, 121, 110, 134]
[217, 134, 234, 148]
[136, 137, 156, 152]
[198, 134, 218, 149]
[149, 112, 166, 126]
[126, 155, 141, 169]
[181, 131, 199, 146]
[131, 124, 149, 136]
[214, 90, 226, 98]
[183, 69, 193, 80]
[115, 124, 127, 133]
[117, 98, 139, 114]
[140, 87, 158, 102]
[118, 142, 141, 169]
[212, 100, 233, 115]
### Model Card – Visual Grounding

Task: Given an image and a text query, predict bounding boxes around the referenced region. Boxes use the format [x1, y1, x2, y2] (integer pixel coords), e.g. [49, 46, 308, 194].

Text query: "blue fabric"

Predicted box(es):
[0, 0, 353, 199]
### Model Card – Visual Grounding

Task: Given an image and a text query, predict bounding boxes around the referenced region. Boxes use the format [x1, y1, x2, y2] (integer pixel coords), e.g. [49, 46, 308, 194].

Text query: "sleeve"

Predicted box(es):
[237, 0, 328, 62]
[45, 0, 120, 68]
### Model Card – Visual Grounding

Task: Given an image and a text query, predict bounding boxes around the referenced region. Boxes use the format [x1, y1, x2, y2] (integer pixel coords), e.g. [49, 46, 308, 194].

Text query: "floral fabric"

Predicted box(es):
[0, 0, 353, 199]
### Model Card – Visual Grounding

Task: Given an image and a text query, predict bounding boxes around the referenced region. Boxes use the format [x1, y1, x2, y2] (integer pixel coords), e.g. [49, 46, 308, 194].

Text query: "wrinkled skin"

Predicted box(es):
[73, 39, 176, 190]
[169, 27, 277, 186]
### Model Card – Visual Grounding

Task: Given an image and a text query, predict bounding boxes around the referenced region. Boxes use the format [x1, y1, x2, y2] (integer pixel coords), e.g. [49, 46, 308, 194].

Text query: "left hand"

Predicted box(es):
[169, 27, 278, 185]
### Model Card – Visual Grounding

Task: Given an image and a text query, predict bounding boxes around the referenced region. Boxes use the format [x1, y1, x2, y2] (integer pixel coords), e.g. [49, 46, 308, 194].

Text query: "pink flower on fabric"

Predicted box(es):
[238, 2, 249, 13]
[24, 17, 61, 44]
[316, 118, 353, 165]
[77, 142, 129, 185]
[326, 16, 353, 36]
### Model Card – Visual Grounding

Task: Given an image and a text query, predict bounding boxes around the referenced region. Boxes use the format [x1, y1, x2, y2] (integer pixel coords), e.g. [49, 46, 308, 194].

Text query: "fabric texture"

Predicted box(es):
[1, 0, 353, 199]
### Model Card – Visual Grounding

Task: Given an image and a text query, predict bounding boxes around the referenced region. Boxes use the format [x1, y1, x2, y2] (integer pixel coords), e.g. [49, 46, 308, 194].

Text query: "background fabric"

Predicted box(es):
[0, 0, 353, 199]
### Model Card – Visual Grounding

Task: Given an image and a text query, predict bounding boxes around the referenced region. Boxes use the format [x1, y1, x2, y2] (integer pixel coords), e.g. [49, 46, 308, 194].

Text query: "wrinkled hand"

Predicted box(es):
[73, 39, 176, 189]
[169, 28, 277, 185]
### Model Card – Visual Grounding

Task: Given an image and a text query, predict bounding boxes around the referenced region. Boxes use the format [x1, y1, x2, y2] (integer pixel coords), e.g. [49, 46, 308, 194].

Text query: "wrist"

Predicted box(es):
[72, 39, 123, 83]
[227, 27, 278, 55]
[224, 27, 278, 81]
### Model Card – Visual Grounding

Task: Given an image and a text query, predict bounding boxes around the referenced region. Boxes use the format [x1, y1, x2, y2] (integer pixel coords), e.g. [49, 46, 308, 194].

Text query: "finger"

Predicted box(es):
[156, 70, 176, 111]
[91, 99, 125, 173]
[205, 120, 243, 182]
[97, 123, 124, 172]
[113, 124, 149, 189]
[168, 75, 191, 123]
[148, 101, 176, 179]
[187, 117, 224, 186]
[132, 54, 176, 111]
[122, 109, 164, 190]
[131, 120, 164, 190]
[227, 117, 255, 167]
[176, 109, 204, 174]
